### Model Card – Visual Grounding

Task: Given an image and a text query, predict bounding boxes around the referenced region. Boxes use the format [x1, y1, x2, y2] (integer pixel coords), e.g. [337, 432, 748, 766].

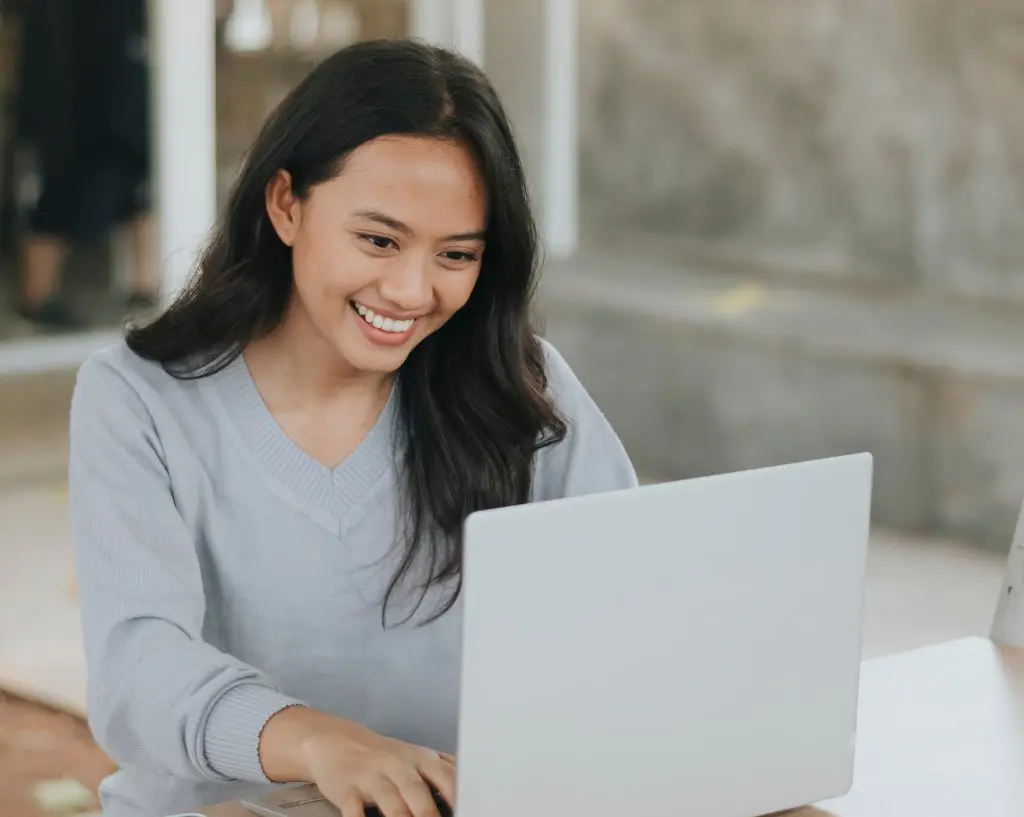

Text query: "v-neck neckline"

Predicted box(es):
[206, 353, 400, 529]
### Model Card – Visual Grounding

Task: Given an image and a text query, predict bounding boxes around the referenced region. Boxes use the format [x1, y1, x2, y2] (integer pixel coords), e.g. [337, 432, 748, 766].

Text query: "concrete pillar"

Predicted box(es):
[409, 0, 454, 48]
[485, 0, 579, 258]
[150, 0, 218, 302]
[406, 0, 582, 256]
[452, 0, 485, 65]
[409, 0, 483, 64]
[540, 0, 578, 258]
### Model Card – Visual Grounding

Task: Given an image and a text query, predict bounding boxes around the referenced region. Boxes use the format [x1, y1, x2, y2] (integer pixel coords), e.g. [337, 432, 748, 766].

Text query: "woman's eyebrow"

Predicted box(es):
[352, 209, 485, 242]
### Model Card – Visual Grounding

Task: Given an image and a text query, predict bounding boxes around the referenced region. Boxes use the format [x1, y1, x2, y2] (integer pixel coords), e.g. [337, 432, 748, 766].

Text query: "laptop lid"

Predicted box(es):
[454, 453, 872, 817]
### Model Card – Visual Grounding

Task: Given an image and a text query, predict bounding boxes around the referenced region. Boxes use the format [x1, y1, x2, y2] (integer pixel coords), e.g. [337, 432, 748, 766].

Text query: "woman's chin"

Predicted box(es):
[335, 334, 417, 376]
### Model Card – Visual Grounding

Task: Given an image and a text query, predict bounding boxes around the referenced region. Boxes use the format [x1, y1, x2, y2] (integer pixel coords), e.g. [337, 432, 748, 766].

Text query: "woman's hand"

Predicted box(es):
[259, 705, 455, 817]
[304, 731, 455, 817]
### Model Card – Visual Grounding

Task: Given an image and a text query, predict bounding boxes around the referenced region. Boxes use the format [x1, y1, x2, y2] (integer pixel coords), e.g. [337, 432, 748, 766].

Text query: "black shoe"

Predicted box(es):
[15, 296, 88, 332]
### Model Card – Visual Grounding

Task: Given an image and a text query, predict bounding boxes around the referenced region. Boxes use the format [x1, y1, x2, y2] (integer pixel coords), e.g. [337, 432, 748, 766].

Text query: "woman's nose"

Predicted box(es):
[378, 254, 432, 309]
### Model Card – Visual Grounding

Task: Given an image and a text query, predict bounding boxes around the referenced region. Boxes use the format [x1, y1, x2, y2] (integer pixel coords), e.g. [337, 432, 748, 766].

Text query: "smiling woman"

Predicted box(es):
[67, 38, 637, 817]
[260, 135, 488, 369]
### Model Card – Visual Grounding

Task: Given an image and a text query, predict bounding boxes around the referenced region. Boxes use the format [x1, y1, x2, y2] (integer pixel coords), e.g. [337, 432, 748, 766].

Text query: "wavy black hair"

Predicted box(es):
[126, 38, 566, 624]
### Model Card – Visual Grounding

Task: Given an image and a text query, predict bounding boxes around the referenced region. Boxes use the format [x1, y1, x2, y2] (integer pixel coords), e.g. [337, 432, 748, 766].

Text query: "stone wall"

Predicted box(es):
[578, 0, 1024, 300]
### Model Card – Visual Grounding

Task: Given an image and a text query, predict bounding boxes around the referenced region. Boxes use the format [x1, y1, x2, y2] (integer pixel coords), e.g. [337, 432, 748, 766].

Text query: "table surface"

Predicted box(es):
[794, 636, 1024, 816]
[203, 637, 1024, 817]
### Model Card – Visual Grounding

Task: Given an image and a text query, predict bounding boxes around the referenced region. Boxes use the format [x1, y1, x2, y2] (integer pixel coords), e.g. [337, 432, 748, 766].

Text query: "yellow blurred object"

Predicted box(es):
[712, 283, 765, 317]
[31, 778, 94, 815]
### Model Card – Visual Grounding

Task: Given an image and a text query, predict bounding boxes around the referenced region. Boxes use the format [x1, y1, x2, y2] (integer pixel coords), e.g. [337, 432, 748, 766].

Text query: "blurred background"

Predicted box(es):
[0, 0, 1020, 815]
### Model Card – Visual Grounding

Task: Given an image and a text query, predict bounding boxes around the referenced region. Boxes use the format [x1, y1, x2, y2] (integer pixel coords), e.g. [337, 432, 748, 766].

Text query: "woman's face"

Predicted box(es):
[266, 135, 487, 376]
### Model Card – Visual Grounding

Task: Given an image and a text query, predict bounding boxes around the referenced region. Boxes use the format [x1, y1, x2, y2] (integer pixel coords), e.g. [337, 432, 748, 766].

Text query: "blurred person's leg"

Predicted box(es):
[17, 167, 86, 331]
[127, 212, 158, 311]
[17, 233, 81, 329]
[13, 0, 84, 330]
[20, 234, 69, 310]
[118, 142, 157, 315]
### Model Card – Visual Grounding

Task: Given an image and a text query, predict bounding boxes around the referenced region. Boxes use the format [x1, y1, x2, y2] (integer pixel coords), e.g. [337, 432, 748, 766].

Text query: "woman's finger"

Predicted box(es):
[391, 766, 442, 817]
[336, 793, 367, 817]
[416, 753, 456, 809]
[364, 775, 414, 817]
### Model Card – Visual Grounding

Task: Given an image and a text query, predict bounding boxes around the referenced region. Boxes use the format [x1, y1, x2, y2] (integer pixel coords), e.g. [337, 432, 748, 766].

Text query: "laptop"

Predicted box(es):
[244, 452, 873, 817]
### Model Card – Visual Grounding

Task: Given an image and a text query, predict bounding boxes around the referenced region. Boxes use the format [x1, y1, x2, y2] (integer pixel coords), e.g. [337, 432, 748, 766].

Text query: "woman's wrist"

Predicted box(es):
[259, 704, 370, 782]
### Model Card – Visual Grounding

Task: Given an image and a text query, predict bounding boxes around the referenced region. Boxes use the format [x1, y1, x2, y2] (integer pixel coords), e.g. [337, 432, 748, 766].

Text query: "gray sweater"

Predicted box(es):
[69, 340, 637, 817]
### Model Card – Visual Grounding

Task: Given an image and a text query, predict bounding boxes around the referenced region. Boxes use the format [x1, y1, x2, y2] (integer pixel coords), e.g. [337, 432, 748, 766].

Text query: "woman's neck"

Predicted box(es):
[244, 317, 392, 409]
[241, 327, 395, 471]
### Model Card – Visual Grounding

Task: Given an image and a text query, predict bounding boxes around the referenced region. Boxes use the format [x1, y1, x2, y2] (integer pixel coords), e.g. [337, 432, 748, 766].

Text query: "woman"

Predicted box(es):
[69, 39, 636, 817]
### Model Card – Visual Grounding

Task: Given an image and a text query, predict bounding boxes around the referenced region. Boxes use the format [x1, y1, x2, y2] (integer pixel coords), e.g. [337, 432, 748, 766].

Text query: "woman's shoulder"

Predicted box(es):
[537, 336, 585, 403]
[536, 336, 610, 425]
[76, 340, 179, 401]
[72, 340, 205, 432]
[531, 335, 639, 498]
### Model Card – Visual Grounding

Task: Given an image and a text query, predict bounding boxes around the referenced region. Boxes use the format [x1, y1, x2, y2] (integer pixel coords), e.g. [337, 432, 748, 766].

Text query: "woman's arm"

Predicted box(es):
[69, 355, 306, 783]
[70, 353, 455, 816]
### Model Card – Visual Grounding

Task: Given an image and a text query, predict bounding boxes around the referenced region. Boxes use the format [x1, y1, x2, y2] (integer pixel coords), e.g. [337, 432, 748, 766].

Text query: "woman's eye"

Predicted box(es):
[443, 250, 479, 263]
[362, 234, 396, 251]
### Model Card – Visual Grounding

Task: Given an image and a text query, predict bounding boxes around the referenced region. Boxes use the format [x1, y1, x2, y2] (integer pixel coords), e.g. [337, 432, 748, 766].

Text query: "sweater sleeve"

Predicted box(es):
[531, 339, 640, 501]
[68, 353, 305, 783]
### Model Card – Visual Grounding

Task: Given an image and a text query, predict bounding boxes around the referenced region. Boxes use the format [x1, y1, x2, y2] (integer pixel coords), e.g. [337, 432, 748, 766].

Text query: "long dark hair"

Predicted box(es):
[127, 38, 566, 624]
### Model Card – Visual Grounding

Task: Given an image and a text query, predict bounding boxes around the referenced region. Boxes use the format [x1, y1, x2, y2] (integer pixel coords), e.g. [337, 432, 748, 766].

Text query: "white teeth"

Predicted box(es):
[352, 302, 415, 334]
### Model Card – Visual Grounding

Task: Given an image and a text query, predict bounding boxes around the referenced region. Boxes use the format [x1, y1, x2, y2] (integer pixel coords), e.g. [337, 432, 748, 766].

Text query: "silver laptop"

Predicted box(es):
[246, 453, 873, 817]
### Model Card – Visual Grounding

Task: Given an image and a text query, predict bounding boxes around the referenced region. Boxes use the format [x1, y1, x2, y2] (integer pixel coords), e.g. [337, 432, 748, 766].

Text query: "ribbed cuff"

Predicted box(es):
[203, 683, 306, 782]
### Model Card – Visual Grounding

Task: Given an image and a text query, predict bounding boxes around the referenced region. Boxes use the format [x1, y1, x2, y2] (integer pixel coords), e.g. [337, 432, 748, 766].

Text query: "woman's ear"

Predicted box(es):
[265, 170, 301, 246]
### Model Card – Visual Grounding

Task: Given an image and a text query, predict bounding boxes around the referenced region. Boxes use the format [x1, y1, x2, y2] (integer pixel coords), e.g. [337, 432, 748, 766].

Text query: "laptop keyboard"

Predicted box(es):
[364, 790, 452, 817]
[242, 785, 453, 817]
